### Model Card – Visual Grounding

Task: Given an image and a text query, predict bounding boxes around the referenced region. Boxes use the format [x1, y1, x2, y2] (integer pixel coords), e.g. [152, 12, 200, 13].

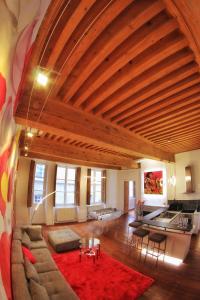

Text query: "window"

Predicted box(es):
[33, 163, 46, 203]
[55, 166, 76, 206]
[90, 170, 102, 204]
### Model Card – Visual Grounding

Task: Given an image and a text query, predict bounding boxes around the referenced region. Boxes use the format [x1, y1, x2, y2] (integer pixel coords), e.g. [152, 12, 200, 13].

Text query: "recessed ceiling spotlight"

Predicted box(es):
[27, 131, 34, 138]
[24, 153, 28, 157]
[24, 145, 28, 151]
[36, 71, 49, 87]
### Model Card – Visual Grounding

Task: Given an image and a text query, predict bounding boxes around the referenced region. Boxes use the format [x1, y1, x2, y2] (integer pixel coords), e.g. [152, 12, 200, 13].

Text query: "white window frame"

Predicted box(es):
[33, 162, 47, 204]
[90, 169, 103, 204]
[55, 165, 76, 207]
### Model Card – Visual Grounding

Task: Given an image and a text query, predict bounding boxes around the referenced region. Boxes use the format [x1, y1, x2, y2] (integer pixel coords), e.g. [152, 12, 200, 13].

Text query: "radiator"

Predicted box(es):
[55, 207, 76, 223]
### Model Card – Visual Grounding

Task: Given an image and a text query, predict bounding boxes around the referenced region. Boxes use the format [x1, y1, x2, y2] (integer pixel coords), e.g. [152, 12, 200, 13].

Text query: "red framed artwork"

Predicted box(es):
[144, 171, 163, 195]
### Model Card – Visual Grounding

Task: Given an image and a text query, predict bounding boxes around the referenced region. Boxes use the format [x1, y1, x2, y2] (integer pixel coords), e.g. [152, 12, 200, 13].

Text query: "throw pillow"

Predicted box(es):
[24, 257, 40, 283]
[29, 279, 49, 300]
[26, 227, 43, 241]
[22, 231, 31, 248]
[22, 246, 37, 264]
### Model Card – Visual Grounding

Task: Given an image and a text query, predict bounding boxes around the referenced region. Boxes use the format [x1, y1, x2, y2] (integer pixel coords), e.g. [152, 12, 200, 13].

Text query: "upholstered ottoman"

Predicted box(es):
[48, 228, 81, 253]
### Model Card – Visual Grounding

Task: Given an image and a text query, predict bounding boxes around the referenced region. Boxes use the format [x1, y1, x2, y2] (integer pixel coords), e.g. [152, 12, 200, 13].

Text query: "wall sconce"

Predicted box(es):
[185, 166, 194, 193]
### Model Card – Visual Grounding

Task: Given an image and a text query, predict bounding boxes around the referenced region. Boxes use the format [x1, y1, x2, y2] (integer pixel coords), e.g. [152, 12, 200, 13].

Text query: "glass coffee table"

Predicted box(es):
[79, 238, 100, 263]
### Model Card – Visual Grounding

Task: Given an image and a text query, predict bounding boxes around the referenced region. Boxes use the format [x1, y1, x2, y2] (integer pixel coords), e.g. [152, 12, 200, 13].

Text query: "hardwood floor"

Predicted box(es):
[43, 213, 200, 300]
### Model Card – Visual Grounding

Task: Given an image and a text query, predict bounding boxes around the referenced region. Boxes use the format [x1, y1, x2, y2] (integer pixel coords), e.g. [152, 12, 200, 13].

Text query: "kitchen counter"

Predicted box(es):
[142, 219, 193, 232]
[143, 207, 168, 220]
[140, 207, 194, 261]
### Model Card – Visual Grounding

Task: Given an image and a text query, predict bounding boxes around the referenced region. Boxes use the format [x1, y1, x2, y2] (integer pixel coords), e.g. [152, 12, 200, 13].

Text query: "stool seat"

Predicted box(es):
[133, 228, 150, 238]
[149, 233, 166, 243]
[129, 221, 142, 228]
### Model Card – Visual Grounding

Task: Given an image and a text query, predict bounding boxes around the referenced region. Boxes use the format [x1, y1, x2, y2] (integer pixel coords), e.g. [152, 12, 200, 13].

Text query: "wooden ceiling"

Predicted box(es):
[16, 0, 200, 169]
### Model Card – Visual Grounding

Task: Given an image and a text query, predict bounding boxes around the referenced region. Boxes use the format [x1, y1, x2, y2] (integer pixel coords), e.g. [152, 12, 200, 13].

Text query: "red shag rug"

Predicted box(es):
[52, 250, 154, 300]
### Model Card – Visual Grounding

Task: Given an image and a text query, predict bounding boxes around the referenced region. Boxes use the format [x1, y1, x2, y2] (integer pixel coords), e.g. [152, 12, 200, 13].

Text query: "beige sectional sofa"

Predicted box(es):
[11, 226, 79, 300]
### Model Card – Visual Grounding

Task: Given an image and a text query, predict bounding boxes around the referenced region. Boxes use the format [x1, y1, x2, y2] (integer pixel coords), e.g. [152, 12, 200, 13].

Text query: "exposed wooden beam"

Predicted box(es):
[164, 0, 200, 68]
[144, 114, 200, 138]
[46, 0, 96, 68]
[95, 56, 196, 117]
[119, 85, 200, 127]
[22, 152, 122, 170]
[138, 109, 200, 135]
[22, 137, 140, 169]
[109, 70, 199, 123]
[134, 104, 200, 133]
[68, 13, 178, 106]
[125, 92, 200, 129]
[85, 35, 189, 113]
[110, 74, 200, 125]
[15, 99, 174, 162]
[59, 0, 166, 102]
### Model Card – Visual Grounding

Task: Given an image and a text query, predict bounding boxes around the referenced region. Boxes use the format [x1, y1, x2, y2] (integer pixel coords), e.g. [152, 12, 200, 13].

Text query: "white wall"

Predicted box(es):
[20, 148, 200, 224]
[117, 169, 141, 211]
[15, 157, 45, 225]
[175, 149, 200, 200]
[16, 157, 119, 224]
[140, 159, 175, 206]
[106, 169, 118, 208]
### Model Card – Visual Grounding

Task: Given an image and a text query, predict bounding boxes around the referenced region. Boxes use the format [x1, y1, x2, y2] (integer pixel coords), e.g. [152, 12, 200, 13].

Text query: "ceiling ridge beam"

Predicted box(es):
[15, 100, 174, 162]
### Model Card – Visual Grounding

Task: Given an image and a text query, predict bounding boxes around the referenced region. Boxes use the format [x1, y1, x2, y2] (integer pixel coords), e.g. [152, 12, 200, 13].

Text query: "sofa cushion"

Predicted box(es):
[30, 239, 47, 250]
[31, 248, 55, 263]
[12, 227, 23, 241]
[39, 270, 79, 300]
[26, 226, 43, 241]
[12, 263, 31, 300]
[22, 246, 37, 264]
[24, 257, 40, 283]
[34, 260, 58, 274]
[22, 231, 31, 248]
[29, 279, 49, 300]
[31, 248, 58, 273]
[11, 240, 24, 264]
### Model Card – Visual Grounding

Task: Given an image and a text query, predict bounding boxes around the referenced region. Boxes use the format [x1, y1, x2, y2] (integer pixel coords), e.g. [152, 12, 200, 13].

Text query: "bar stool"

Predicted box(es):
[130, 228, 150, 250]
[145, 233, 167, 266]
[127, 221, 142, 243]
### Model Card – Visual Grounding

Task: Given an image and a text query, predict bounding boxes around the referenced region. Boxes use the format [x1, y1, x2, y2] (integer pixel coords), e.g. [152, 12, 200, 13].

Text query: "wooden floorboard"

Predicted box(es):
[43, 212, 200, 300]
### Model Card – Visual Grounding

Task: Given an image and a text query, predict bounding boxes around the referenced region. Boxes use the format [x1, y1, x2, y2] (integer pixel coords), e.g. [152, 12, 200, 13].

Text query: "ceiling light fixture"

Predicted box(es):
[24, 153, 28, 157]
[24, 145, 28, 151]
[27, 131, 33, 138]
[36, 71, 49, 87]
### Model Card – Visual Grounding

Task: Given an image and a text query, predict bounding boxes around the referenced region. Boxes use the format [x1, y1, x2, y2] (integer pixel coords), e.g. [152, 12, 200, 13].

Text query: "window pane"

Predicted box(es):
[35, 164, 45, 178]
[33, 163, 46, 203]
[95, 184, 101, 192]
[67, 184, 75, 193]
[56, 182, 65, 192]
[96, 171, 102, 181]
[34, 180, 44, 191]
[56, 166, 76, 206]
[56, 192, 65, 205]
[95, 192, 101, 203]
[34, 191, 43, 203]
[68, 168, 75, 180]
[90, 169, 102, 203]
[66, 193, 74, 204]
[57, 167, 65, 180]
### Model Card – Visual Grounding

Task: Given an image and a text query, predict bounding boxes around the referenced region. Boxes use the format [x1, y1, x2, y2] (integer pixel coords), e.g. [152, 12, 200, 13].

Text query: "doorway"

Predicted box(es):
[124, 181, 136, 214]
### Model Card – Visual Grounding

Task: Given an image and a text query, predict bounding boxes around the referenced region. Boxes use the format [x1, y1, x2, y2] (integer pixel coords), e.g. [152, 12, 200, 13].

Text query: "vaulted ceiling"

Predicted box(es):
[16, 0, 200, 169]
